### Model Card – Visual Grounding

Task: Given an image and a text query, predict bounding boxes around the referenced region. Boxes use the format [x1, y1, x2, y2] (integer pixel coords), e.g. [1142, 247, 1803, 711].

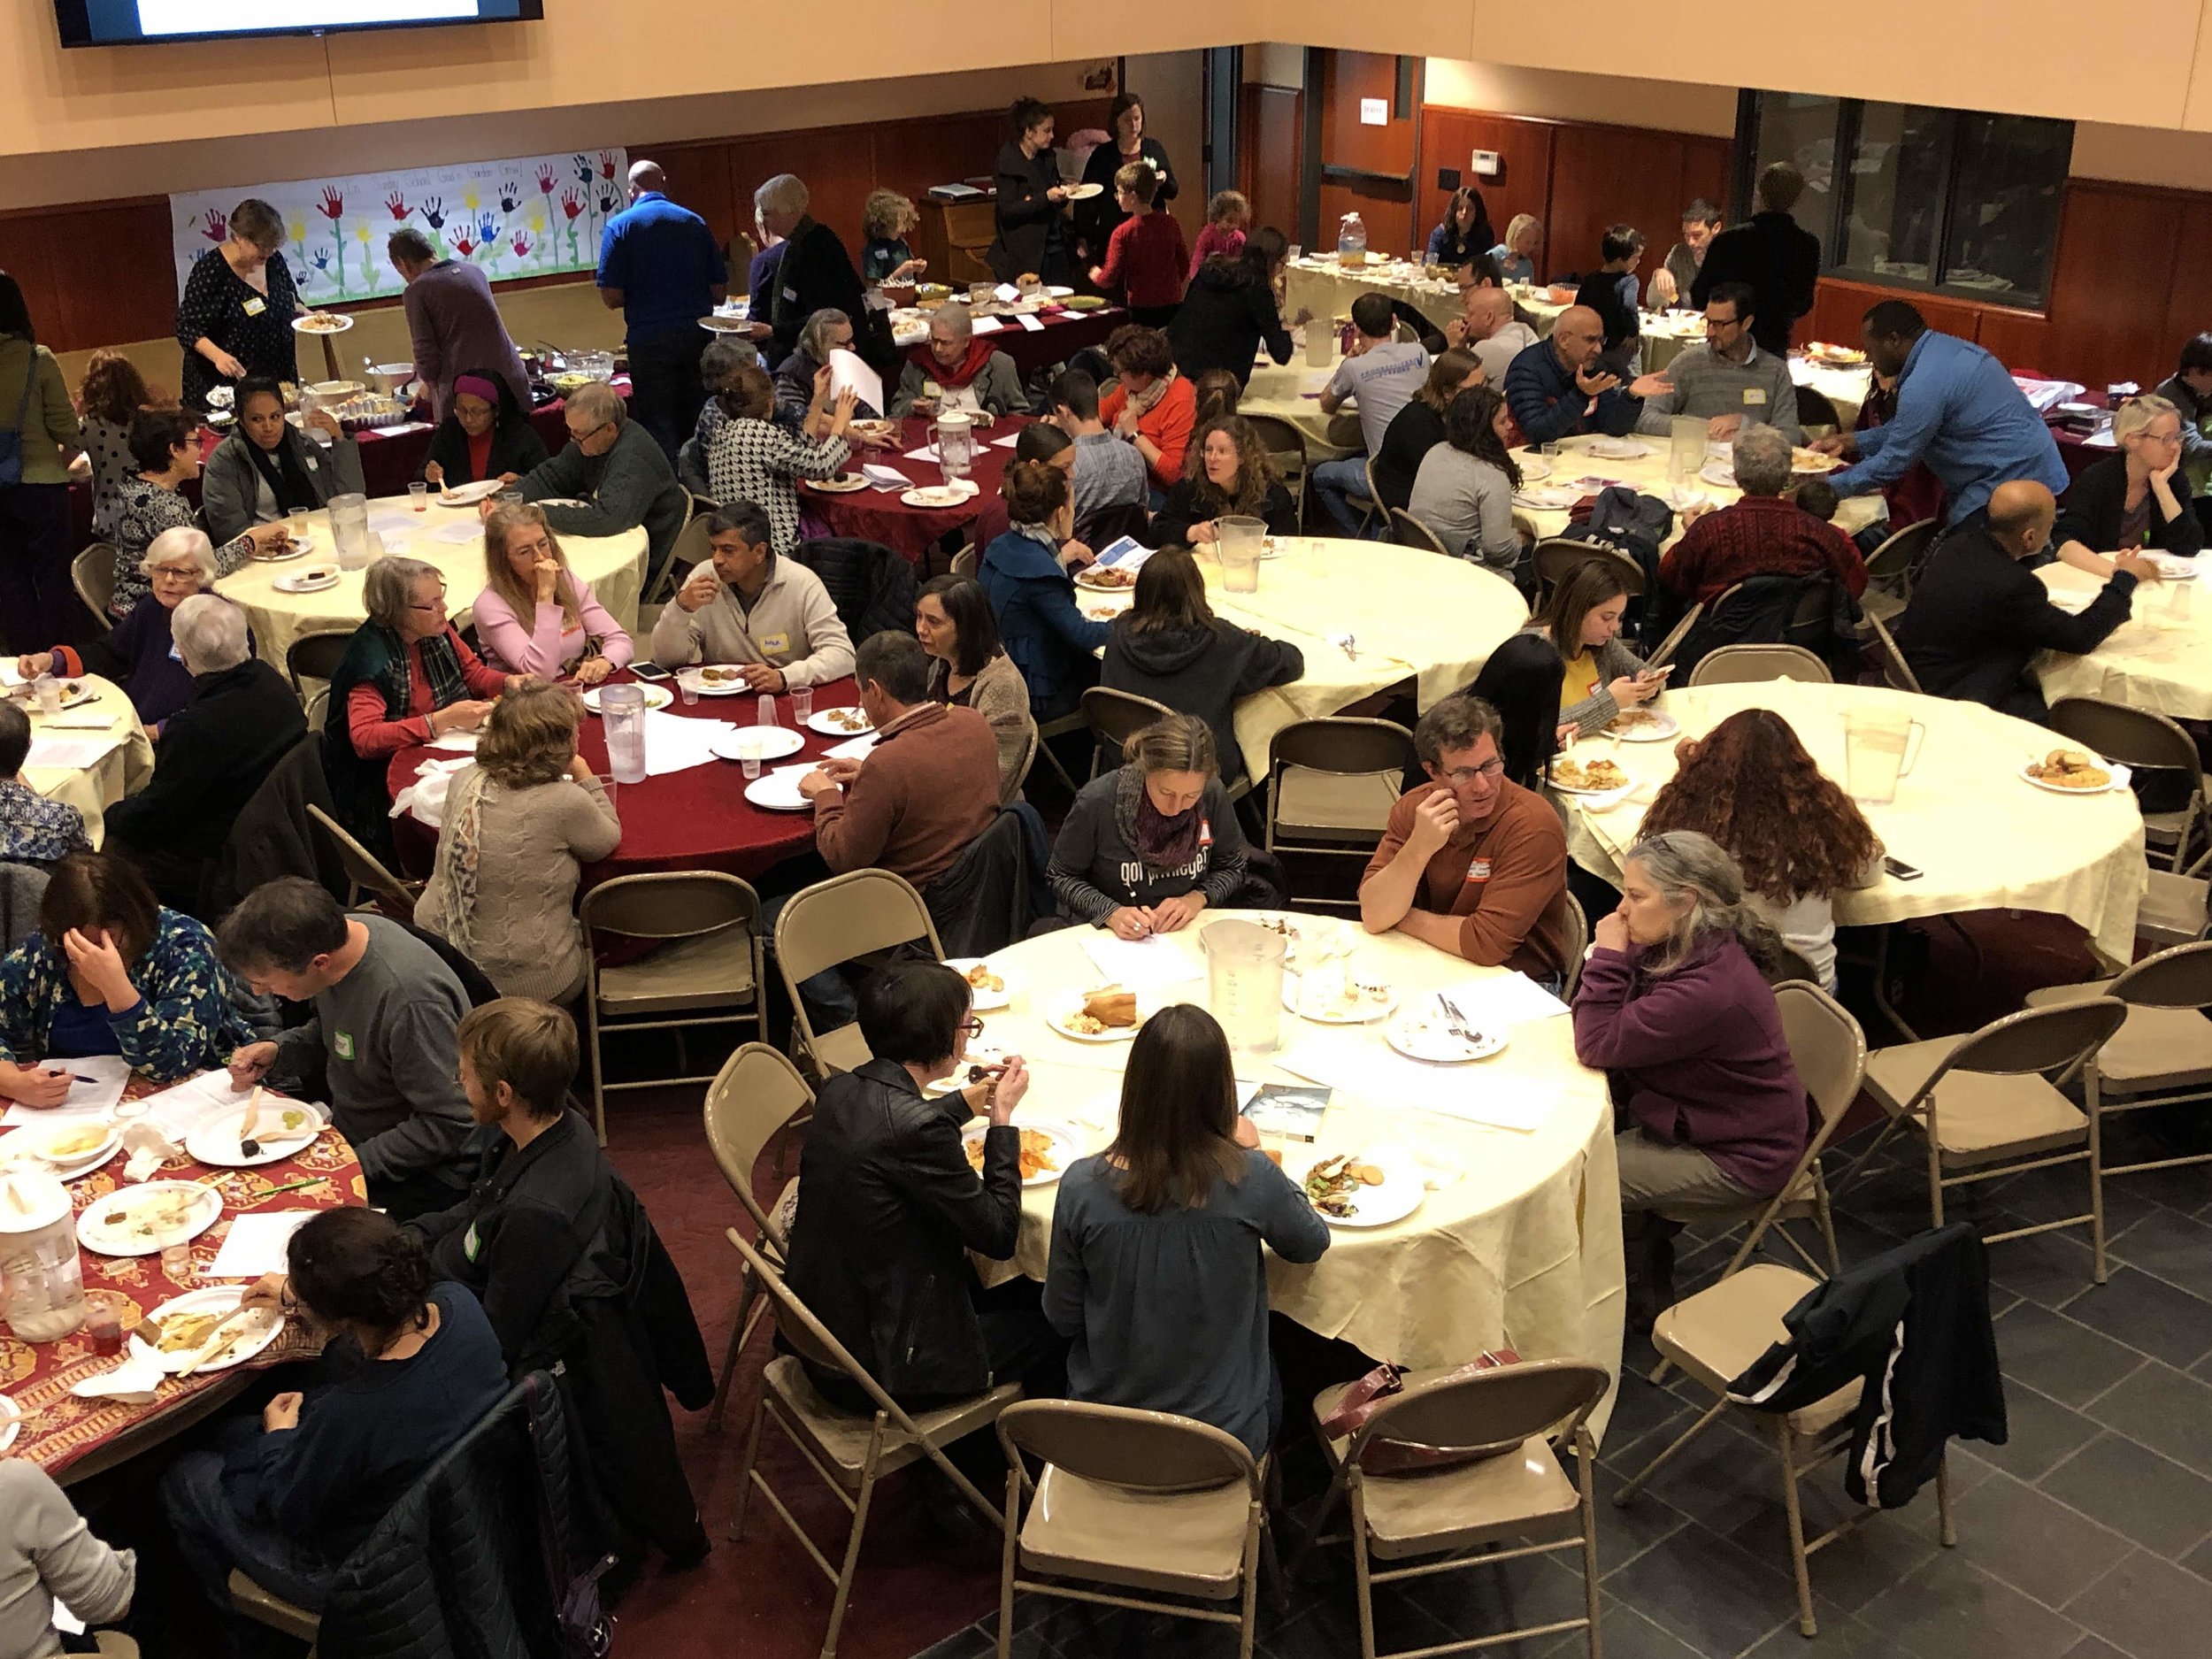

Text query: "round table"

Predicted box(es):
[2035, 565, 2212, 719]
[1509, 432, 1886, 549]
[803, 415, 1030, 564]
[1240, 342, 1368, 462]
[388, 672, 863, 887]
[958, 911, 1623, 1416]
[1, 1076, 364, 1483]
[213, 493, 651, 672]
[1076, 538, 1530, 780]
[1791, 356, 1874, 430]
[1555, 680, 2148, 970]
[15, 674, 155, 849]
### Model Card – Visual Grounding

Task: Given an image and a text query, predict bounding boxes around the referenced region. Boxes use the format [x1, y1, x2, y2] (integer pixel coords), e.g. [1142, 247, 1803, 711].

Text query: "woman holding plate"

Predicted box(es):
[987, 96, 1071, 286]
[0, 850, 254, 1104]
[173, 197, 309, 413]
[1073, 92, 1180, 261]
[470, 503, 633, 685]
[421, 371, 550, 491]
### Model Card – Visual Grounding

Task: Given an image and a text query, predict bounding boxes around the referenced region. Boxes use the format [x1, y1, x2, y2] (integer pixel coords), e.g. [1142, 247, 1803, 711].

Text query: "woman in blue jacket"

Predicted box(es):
[977, 459, 1110, 720]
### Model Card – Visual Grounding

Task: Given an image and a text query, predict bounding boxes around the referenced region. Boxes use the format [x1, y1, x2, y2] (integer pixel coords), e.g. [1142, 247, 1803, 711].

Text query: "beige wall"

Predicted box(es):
[2071, 122, 2212, 191]
[1423, 59, 1735, 135]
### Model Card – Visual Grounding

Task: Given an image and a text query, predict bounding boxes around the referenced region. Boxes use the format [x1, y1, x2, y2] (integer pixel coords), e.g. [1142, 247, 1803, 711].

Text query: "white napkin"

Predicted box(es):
[1017, 313, 1045, 334]
[861, 464, 909, 491]
[72, 1350, 165, 1403]
[119, 1122, 180, 1182]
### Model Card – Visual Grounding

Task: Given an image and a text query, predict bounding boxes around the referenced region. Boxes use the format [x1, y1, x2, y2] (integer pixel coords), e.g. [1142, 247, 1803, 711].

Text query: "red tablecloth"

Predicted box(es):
[3, 1078, 363, 1480]
[387, 671, 863, 887]
[804, 414, 1032, 561]
[982, 306, 1124, 378]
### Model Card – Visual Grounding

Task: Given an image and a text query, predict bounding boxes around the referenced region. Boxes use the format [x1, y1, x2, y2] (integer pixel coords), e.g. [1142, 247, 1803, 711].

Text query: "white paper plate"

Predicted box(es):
[1296, 1150, 1425, 1228]
[1549, 764, 1636, 796]
[21, 680, 102, 713]
[1605, 710, 1679, 742]
[806, 474, 871, 493]
[1282, 973, 1397, 1024]
[2147, 553, 2200, 580]
[1700, 459, 1739, 488]
[0, 1119, 121, 1177]
[807, 706, 875, 737]
[131, 1286, 285, 1375]
[2019, 759, 2132, 796]
[679, 668, 752, 696]
[77, 1179, 222, 1256]
[1064, 183, 1105, 201]
[901, 484, 977, 509]
[581, 682, 672, 713]
[1514, 487, 1581, 511]
[1385, 1011, 1507, 1064]
[947, 956, 1017, 1010]
[710, 725, 806, 764]
[272, 569, 341, 594]
[1045, 286, 1076, 298]
[1583, 438, 1652, 460]
[1790, 448, 1843, 474]
[291, 313, 353, 334]
[1050, 1008, 1141, 1043]
[743, 769, 814, 811]
[0, 1395, 18, 1455]
[961, 1120, 1079, 1187]
[1074, 567, 1141, 593]
[438, 479, 504, 507]
[1515, 457, 1552, 481]
[186, 1101, 326, 1169]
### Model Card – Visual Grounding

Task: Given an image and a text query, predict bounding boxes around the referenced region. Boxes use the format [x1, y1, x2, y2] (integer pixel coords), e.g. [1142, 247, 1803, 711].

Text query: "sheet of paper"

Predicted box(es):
[426, 729, 480, 753]
[861, 463, 910, 490]
[994, 282, 1021, 303]
[826, 348, 884, 418]
[208, 1210, 321, 1279]
[23, 734, 125, 772]
[1274, 1044, 1550, 1133]
[425, 519, 486, 545]
[1017, 313, 1046, 334]
[990, 432, 1023, 449]
[1080, 931, 1203, 993]
[367, 510, 419, 535]
[1093, 536, 1153, 570]
[1436, 973, 1571, 1028]
[37, 714, 118, 731]
[970, 314, 1007, 335]
[134, 1070, 258, 1138]
[903, 443, 946, 463]
[0, 1056, 132, 1125]
[0, 661, 23, 687]
[825, 733, 878, 761]
[641, 710, 734, 777]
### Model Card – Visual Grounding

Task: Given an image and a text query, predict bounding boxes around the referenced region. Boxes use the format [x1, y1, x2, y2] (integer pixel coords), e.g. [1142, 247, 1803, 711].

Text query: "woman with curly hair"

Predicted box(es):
[1152, 416, 1296, 547]
[1637, 708, 1882, 990]
[77, 349, 162, 541]
[1409, 383, 1526, 575]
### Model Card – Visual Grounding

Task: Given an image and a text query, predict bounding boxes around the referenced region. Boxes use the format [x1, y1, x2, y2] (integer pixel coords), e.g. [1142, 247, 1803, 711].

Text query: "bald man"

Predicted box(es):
[1503, 305, 1671, 446]
[1454, 288, 1539, 388]
[596, 154, 727, 464]
[1894, 480, 2159, 719]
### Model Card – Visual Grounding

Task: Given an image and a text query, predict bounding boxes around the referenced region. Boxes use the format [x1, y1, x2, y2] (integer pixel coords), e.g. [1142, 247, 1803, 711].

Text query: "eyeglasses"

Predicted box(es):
[408, 591, 449, 614]
[567, 420, 613, 444]
[959, 1016, 986, 1038]
[1440, 759, 1505, 784]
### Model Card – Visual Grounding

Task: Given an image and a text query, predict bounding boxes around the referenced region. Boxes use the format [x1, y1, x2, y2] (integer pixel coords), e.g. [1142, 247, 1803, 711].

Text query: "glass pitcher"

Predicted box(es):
[1216, 516, 1265, 594]
[1202, 918, 1288, 1056]
[326, 493, 370, 571]
[0, 1171, 86, 1342]
[932, 409, 976, 480]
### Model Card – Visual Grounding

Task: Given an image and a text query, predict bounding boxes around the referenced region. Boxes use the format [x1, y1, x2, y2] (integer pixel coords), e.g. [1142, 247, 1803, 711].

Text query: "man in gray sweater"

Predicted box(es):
[1634, 281, 1802, 444]
[219, 878, 477, 1219]
[518, 381, 692, 583]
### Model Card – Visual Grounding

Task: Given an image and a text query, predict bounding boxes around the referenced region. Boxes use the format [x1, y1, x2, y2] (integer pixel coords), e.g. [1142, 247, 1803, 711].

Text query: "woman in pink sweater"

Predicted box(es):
[470, 503, 634, 683]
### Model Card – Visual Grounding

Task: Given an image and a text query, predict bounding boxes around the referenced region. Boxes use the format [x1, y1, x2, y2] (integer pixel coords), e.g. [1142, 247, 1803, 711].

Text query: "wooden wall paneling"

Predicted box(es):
[40, 203, 177, 357]
[1547, 125, 1696, 288]
[1316, 50, 1417, 253]
[1240, 84, 1302, 237]
[1680, 140, 1732, 220]
[2043, 180, 2181, 394]
[2156, 197, 2212, 380]
[655, 143, 737, 248]
[1973, 309, 2052, 376]
[727, 127, 879, 264]
[1415, 109, 1554, 277]
[0, 211, 64, 348]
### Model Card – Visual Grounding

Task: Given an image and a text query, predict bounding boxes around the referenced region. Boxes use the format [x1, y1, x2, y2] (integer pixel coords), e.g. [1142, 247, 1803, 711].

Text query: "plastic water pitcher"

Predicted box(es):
[1216, 516, 1265, 594]
[599, 683, 649, 784]
[1336, 211, 1368, 268]
[1844, 709, 1920, 805]
[327, 494, 371, 572]
[0, 1171, 86, 1342]
[932, 409, 977, 480]
[1202, 918, 1288, 1056]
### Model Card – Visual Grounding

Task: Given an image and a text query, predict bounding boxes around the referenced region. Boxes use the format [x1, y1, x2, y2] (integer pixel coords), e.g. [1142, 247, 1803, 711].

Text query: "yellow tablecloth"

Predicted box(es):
[1240, 356, 1362, 461]
[1509, 433, 1885, 550]
[962, 911, 1623, 1414]
[21, 676, 153, 848]
[1557, 680, 2147, 969]
[1080, 538, 1529, 779]
[213, 495, 650, 670]
[2033, 566, 2212, 720]
[1792, 358, 1873, 430]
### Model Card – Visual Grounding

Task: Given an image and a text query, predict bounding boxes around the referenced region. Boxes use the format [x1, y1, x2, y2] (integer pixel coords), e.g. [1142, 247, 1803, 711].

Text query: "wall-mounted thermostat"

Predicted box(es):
[1471, 150, 1502, 178]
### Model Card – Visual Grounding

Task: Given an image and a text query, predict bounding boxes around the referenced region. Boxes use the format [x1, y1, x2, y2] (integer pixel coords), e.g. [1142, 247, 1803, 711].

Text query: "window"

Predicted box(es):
[1737, 94, 2073, 308]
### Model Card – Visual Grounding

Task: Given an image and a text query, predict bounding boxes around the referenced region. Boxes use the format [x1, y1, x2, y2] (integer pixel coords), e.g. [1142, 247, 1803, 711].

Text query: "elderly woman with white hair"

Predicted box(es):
[20, 526, 262, 730]
[104, 595, 305, 903]
[752, 173, 867, 361]
[2053, 392, 2204, 576]
[772, 308, 884, 428]
[105, 406, 287, 620]
[517, 380, 690, 580]
[888, 303, 1026, 420]
[325, 557, 522, 852]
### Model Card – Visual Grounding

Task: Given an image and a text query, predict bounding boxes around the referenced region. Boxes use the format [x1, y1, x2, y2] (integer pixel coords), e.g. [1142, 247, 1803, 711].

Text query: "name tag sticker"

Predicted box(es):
[1743, 388, 1768, 405]
[334, 1030, 355, 1061]
[760, 632, 791, 656]
[1199, 817, 1213, 849]
[1464, 858, 1492, 884]
[242, 296, 267, 316]
[781, 286, 798, 303]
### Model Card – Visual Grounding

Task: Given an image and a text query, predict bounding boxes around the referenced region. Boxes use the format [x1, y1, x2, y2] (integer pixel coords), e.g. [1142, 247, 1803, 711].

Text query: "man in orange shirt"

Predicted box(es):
[1097, 323, 1196, 501]
[1358, 694, 1568, 985]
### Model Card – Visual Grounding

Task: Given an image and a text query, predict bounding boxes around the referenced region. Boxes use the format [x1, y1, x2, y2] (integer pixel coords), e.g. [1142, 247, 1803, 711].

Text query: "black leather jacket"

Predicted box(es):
[784, 1056, 1022, 1398]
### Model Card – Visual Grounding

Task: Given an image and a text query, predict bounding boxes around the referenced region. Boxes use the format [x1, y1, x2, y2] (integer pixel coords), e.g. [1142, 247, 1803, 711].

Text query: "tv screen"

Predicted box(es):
[56, 0, 541, 47]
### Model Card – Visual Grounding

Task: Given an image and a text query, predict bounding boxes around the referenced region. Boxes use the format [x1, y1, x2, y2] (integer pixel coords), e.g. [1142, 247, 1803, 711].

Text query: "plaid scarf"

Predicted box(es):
[369, 624, 470, 719]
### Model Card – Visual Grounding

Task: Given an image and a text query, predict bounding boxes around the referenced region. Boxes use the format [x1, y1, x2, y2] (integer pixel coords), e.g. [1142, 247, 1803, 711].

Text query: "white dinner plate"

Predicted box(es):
[1582, 438, 1652, 460]
[272, 568, 341, 594]
[20, 680, 102, 712]
[961, 1120, 1080, 1187]
[805, 474, 871, 493]
[1074, 567, 1141, 593]
[1790, 448, 1843, 475]
[900, 483, 978, 509]
[1548, 760, 1635, 795]
[0, 1395, 18, 1455]
[1044, 286, 1076, 298]
[2147, 553, 2200, 581]
[1605, 710, 1679, 741]
[1050, 1007, 1141, 1043]
[710, 725, 806, 764]
[743, 769, 814, 811]
[1384, 1010, 1507, 1064]
[1296, 1150, 1425, 1228]
[1515, 457, 1552, 482]
[1064, 183, 1105, 202]
[807, 706, 875, 738]
[1282, 971, 1397, 1024]
[76, 1180, 222, 1257]
[946, 956, 1018, 1010]
[1513, 487, 1581, 511]
[1655, 487, 1712, 513]
[580, 682, 672, 713]
[679, 668, 752, 696]
[130, 1286, 286, 1375]
[291, 313, 353, 334]
[1242, 912, 1340, 965]
[253, 536, 310, 562]
[186, 1101, 326, 1169]
[1700, 459, 1740, 489]
[2019, 759, 2132, 796]
[438, 480, 505, 507]
[0, 1119, 121, 1177]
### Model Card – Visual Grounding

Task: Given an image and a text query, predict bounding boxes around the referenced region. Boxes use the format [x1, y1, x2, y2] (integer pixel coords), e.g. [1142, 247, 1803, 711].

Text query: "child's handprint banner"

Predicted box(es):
[170, 148, 631, 306]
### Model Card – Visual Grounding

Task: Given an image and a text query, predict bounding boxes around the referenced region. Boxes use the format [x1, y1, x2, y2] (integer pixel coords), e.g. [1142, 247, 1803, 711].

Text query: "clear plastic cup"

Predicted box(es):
[408, 481, 428, 512]
[32, 675, 62, 717]
[679, 672, 699, 706]
[288, 508, 309, 541]
[737, 733, 763, 780]
[791, 685, 814, 725]
[757, 693, 777, 729]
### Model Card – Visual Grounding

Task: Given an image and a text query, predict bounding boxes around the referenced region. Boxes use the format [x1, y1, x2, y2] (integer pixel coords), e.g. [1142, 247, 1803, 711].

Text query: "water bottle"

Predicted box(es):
[1336, 211, 1367, 269]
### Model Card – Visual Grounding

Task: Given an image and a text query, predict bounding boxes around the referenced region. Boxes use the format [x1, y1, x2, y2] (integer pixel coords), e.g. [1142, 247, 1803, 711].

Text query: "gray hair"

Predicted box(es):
[141, 526, 217, 583]
[227, 198, 284, 251]
[930, 303, 974, 344]
[1623, 829, 1786, 975]
[2112, 393, 2181, 446]
[565, 381, 624, 431]
[1730, 423, 1793, 496]
[171, 594, 250, 675]
[755, 173, 810, 217]
[701, 335, 758, 388]
[799, 309, 851, 363]
[363, 556, 443, 629]
[388, 227, 435, 265]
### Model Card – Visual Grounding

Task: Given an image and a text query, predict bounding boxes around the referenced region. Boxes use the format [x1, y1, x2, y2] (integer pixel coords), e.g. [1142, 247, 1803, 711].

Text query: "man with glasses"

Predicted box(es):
[1358, 694, 1569, 984]
[1632, 284, 1801, 444]
[518, 381, 691, 588]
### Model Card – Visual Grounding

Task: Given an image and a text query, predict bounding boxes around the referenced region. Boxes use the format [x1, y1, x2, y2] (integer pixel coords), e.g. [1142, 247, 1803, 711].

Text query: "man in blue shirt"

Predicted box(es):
[1503, 307, 1670, 447]
[596, 159, 727, 465]
[1817, 299, 2069, 528]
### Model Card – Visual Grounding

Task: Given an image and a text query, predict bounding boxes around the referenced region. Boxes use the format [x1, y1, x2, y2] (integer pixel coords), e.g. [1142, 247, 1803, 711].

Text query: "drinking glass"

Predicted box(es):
[791, 685, 815, 725]
[757, 693, 778, 729]
[288, 508, 309, 542]
[737, 733, 764, 780]
[32, 676, 61, 717]
[408, 482, 428, 512]
[679, 672, 699, 706]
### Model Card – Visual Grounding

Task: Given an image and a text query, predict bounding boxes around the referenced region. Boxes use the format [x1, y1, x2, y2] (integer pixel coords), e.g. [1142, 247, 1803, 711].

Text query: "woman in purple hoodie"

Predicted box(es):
[1572, 829, 1807, 1319]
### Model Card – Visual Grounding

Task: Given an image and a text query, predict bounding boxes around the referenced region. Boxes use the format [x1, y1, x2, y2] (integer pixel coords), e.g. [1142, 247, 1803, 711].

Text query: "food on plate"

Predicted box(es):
[700, 666, 741, 685]
[1790, 446, 1841, 472]
[1081, 989, 1139, 1028]
[964, 964, 1004, 994]
[965, 1126, 1060, 1179]
[823, 707, 872, 732]
[1079, 565, 1137, 589]
[1606, 708, 1662, 734]
[1303, 1153, 1385, 1217]
[2027, 749, 2111, 790]
[1555, 757, 1629, 791]
[152, 1311, 227, 1354]
[94, 1187, 207, 1242]
[36, 1127, 111, 1161]
[1807, 342, 1868, 366]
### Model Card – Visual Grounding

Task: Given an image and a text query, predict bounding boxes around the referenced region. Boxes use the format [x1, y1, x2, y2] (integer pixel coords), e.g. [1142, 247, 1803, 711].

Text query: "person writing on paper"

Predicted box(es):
[652, 502, 856, 687]
[1571, 830, 1804, 1318]
[104, 410, 280, 621]
[1045, 1003, 1327, 1457]
[0, 1460, 134, 1659]
[1359, 694, 1569, 985]
[201, 377, 366, 546]
[705, 362, 855, 556]
[2050, 395, 2204, 575]
[415, 684, 620, 1005]
[0, 703, 90, 872]
[161, 1208, 507, 1642]
[1504, 306, 1671, 447]
[1150, 416, 1299, 547]
[218, 877, 479, 1217]
[517, 382, 691, 580]
[916, 575, 1035, 805]
[420, 371, 549, 491]
[1520, 560, 1663, 738]
[470, 503, 634, 684]
[889, 304, 1026, 421]
[0, 851, 253, 1104]
[1048, 713, 1250, 940]
[1632, 284, 1802, 444]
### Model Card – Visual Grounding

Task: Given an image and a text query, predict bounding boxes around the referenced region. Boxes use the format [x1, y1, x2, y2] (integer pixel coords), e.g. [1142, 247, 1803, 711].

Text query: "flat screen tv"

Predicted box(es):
[56, 0, 542, 46]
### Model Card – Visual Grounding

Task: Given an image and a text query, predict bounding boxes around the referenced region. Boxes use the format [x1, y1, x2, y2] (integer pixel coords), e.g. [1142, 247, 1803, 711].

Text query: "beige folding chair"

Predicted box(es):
[305, 803, 420, 918]
[1243, 411, 1310, 517]
[1855, 517, 1938, 627]
[2048, 696, 2206, 872]
[579, 871, 764, 1143]
[772, 869, 943, 1081]
[1340, 455, 1381, 537]
[285, 628, 355, 695]
[727, 1228, 1013, 1659]
[663, 507, 718, 590]
[994, 1402, 1270, 1659]
[303, 688, 329, 733]
[1079, 685, 1172, 783]
[1643, 599, 1701, 670]
[1834, 997, 2129, 1277]
[703, 1042, 815, 1430]
[1386, 507, 1450, 557]
[2138, 868, 2212, 949]
[2024, 940, 2212, 1278]
[1560, 891, 1590, 999]
[950, 542, 978, 579]
[1535, 537, 1644, 599]
[1686, 642, 1832, 687]
[1295, 1358, 1608, 1659]
[227, 1571, 319, 1647]
[1865, 610, 1922, 693]
[1263, 718, 1416, 911]
[73, 543, 117, 630]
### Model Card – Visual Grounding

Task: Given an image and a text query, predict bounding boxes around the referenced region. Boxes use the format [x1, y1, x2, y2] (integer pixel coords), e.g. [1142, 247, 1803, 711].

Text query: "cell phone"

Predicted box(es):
[630, 664, 672, 683]
[1882, 856, 1923, 881]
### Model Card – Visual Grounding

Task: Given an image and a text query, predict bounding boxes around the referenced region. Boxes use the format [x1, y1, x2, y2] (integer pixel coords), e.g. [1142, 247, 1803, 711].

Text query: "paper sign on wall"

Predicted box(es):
[1359, 98, 1389, 127]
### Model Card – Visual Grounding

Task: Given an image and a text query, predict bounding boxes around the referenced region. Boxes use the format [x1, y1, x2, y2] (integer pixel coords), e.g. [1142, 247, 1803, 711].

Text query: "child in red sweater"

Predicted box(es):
[1090, 163, 1190, 327]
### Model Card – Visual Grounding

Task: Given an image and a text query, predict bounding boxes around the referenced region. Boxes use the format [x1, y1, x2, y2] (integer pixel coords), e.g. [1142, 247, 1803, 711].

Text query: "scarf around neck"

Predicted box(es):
[1132, 775, 1202, 868]
[1125, 365, 1178, 419]
[911, 336, 997, 391]
[244, 431, 319, 515]
[367, 624, 469, 718]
